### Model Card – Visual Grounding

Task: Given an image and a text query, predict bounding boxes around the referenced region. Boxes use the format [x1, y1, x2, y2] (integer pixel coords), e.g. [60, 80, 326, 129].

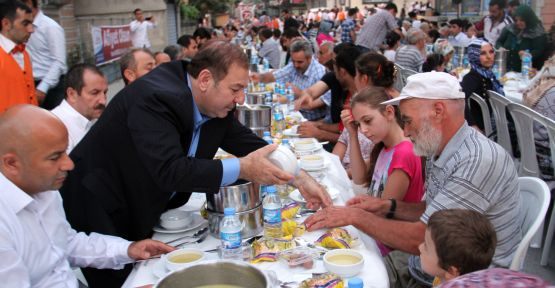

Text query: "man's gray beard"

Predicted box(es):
[412, 119, 442, 158]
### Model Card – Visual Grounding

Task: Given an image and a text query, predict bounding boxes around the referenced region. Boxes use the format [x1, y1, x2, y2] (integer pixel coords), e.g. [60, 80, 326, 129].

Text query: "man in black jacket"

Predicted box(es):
[60, 40, 331, 287]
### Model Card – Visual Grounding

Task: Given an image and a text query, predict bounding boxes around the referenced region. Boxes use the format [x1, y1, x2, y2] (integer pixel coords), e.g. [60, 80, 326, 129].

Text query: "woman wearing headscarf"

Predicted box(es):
[461, 38, 504, 132]
[496, 5, 547, 72]
[523, 55, 555, 181]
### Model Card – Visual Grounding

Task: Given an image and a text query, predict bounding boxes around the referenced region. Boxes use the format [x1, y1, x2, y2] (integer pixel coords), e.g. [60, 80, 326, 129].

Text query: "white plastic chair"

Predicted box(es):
[487, 90, 514, 156]
[393, 63, 406, 91]
[469, 93, 493, 137]
[530, 114, 555, 266]
[510, 177, 551, 271]
[507, 103, 541, 178]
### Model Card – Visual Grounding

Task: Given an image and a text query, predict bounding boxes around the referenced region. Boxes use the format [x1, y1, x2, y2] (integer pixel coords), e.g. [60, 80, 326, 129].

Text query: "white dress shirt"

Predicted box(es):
[0, 33, 24, 70]
[130, 20, 156, 48]
[0, 172, 133, 288]
[51, 100, 96, 154]
[26, 11, 67, 94]
[448, 32, 471, 47]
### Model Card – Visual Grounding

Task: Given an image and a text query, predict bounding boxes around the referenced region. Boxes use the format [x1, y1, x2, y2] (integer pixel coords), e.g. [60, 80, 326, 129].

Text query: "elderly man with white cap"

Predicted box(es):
[305, 72, 521, 288]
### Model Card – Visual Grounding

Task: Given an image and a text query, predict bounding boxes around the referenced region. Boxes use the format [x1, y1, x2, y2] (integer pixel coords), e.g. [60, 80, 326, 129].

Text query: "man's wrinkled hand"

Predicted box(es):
[293, 171, 332, 210]
[346, 194, 388, 216]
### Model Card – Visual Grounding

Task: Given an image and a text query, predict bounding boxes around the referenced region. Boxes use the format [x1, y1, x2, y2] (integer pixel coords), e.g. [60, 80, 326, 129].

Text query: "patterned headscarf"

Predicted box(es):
[467, 38, 504, 95]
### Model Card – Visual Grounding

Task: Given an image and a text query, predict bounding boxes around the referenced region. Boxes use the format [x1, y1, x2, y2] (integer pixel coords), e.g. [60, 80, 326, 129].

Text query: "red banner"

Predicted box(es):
[92, 25, 133, 65]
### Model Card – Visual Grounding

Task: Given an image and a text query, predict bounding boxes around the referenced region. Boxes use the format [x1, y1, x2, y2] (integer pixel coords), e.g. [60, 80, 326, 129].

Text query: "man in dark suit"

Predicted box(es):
[60, 40, 331, 287]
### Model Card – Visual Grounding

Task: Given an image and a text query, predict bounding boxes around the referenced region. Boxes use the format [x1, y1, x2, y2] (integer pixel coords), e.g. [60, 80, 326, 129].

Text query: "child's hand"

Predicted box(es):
[341, 109, 357, 134]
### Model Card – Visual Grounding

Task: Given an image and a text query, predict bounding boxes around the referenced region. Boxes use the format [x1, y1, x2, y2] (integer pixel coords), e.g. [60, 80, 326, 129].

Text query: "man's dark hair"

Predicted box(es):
[449, 18, 465, 28]
[427, 29, 440, 43]
[333, 42, 355, 55]
[193, 27, 212, 41]
[177, 34, 194, 48]
[508, 0, 520, 7]
[282, 27, 301, 39]
[163, 45, 180, 61]
[0, 1, 31, 31]
[348, 8, 357, 17]
[259, 28, 273, 41]
[282, 9, 289, 14]
[422, 53, 444, 72]
[335, 45, 361, 77]
[187, 40, 248, 83]
[65, 63, 104, 96]
[133, 8, 141, 14]
[119, 48, 154, 85]
[408, 11, 417, 18]
[385, 2, 398, 13]
[489, 0, 507, 9]
[428, 209, 497, 275]
[273, 29, 281, 38]
[29, 0, 38, 8]
[385, 30, 401, 48]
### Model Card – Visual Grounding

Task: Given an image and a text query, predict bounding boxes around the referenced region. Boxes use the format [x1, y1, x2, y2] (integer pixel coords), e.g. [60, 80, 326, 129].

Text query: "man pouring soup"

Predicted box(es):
[59, 40, 332, 287]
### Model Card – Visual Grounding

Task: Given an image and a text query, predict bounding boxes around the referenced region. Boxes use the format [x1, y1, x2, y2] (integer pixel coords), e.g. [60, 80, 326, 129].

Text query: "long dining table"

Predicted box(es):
[122, 150, 390, 288]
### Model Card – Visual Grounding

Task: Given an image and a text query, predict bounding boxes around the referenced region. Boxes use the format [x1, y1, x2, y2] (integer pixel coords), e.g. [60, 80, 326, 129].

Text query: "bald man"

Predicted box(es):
[0, 105, 174, 287]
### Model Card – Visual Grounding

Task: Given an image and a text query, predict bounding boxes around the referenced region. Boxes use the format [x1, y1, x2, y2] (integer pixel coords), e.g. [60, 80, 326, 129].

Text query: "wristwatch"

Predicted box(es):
[386, 198, 396, 219]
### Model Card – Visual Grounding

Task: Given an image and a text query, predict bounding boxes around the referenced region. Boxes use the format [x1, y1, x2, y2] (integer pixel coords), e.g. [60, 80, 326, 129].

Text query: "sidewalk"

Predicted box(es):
[107, 78, 124, 103]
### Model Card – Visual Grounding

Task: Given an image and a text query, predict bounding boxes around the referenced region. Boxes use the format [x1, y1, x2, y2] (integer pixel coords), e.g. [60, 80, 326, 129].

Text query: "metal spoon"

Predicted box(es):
[176, 232, 208, 248]
[164, 226, 208, 245]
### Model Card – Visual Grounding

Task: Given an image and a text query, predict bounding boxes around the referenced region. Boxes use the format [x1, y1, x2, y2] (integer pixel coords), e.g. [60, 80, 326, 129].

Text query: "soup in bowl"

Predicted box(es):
[323, 249, 364, 278]
[164, 248, 205, 271]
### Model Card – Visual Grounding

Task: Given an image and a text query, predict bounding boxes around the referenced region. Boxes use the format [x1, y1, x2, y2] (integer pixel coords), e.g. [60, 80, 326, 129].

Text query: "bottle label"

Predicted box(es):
[264, 207, 281, 224]
[220, 231, 241, 249]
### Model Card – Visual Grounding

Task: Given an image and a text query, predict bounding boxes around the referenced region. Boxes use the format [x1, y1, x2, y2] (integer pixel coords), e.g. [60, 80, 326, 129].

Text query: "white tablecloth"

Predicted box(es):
[122, 152, 389, 288]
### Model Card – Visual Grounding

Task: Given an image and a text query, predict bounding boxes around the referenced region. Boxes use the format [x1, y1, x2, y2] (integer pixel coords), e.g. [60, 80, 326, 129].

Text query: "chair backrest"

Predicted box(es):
[470, 93, 493, 136]
[393, 63, 406, 91]
[510, 177, 551, 270]
[532, 113, 555, 177]
[487, 90, 514, 155]
[506, 103, 541, 177]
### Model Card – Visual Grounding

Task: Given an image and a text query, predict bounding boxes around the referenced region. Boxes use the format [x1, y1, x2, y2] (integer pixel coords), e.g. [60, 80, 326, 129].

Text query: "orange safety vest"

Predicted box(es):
[0, 47, 37, 112]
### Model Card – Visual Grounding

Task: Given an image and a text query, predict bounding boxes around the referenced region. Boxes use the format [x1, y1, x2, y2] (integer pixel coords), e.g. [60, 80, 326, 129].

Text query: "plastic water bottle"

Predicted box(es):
[263, 58, 270, 72]
[348, 277, 364, 288]
[492, 64, 500, 79]
[521, 49, 532, 80]
[264, 92, 273, 105]
[262, 131, 273, 144]
[462, 54, 469, 69]
[286, 88, 295, 113]
[272, 110, 285, 135]
[220, 207, 243, 260]
[263, 185, 283, 238]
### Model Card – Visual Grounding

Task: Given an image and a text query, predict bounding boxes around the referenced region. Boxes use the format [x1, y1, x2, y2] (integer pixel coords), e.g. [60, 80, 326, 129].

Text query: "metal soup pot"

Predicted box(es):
[235, 105, 271, 128]
[206, 204, 263, 239]
[155, 260, 271, 288]
[246, 92, 267, 105]
[207, 180, 261, 212]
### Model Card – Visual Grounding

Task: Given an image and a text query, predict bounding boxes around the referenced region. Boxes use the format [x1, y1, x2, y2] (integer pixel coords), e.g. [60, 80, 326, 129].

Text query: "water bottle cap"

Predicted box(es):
[263, 131, 270, 136]
[266, 185, 277, 193]
[224, 207, 236, 215]
[348, 277, 363, 287]
[282, 139, 289, 144]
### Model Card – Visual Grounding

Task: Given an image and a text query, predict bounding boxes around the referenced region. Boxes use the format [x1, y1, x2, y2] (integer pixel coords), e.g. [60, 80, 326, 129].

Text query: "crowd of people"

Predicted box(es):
[1, 0, 555, 287]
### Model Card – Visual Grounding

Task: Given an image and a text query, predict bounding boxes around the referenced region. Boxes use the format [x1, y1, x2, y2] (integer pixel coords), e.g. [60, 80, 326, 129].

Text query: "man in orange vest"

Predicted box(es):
[0, 0, 37, 113]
